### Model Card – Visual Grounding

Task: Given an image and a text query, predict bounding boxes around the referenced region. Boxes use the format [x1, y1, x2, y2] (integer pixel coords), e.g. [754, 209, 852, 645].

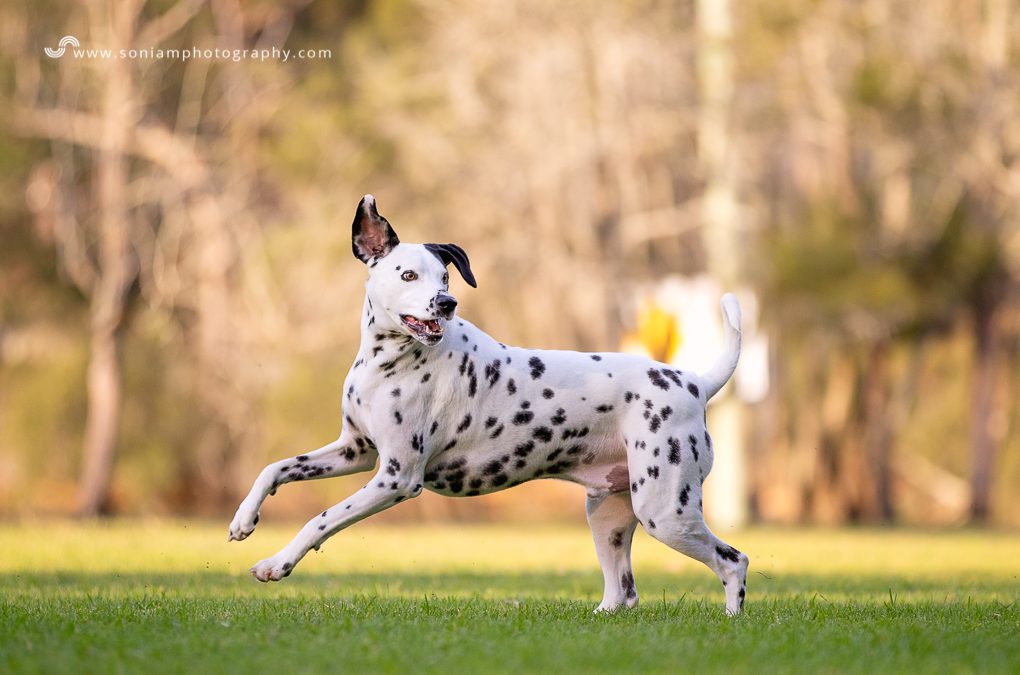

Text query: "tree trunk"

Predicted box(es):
[76, 0, 137, 516]
[969, 302, 999, 523]
[77, 308, 122, 516]
[861, 341, 894, 523]
[696, 0, 747, 528]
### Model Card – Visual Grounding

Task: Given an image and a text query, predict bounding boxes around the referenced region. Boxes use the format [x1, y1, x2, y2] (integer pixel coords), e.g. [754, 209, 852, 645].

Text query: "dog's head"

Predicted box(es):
[352, 195, 476, 346]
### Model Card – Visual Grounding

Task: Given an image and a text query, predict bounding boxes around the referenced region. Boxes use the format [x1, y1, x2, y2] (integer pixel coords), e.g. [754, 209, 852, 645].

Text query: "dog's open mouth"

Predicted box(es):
[401, 315, 444, 341]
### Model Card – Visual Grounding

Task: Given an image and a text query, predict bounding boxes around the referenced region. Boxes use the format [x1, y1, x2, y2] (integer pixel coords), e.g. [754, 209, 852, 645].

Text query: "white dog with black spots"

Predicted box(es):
[229, 195, 749, 615]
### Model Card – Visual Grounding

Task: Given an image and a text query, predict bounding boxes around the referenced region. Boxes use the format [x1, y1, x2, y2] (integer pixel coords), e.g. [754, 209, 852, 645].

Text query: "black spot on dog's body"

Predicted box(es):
[546, 448, 563, 461]
[485, 416, 498, 429]
[391, 388, 401, 397]
[543, 388, 555, 399]
[647, 519, 656, 529]
[679, 483, 690, 506]
[512, 410, 534, 425]
[521, 401, 531, 409]
[507, 378, 517, 395]
[648, 415, 661, 433]
[668, 437, 682, 464]
[490, 424, 505, 439]
[689, 434, 699, 462]
[609, 530, 624, 548]
[561, 426, 589, 440]
[484, 359, 502, 387]
[491, 473, 509, 487]
[394, 410, 403, 424]
[528, 356, 546, 380]
[456, 414, 472, 433]
[624, 391, 635, 403]
[514, 441, 535, 457]
[716, 545, 741, 563]
[595, 404, 614, 413]
[483, 459, 503, 476]
[296, 455, 309, 462]
[430, 420, 439, 436]
[621, 571, 636, 599]
[469, 477, 484, 489]
[660, 406, 673, 421]
[687, 382, 700, 398]
[443, 439, 457, 451]
[648, 369, 670, 391]
[550, 408, 567, 425]
[664, 370, 683, 387]
[533, 426, 553, 442]
[386, 458, 401, 476]
[647, 466, 660, 479]
[421, 372, 431, 383]
[591, 354, 602, 361]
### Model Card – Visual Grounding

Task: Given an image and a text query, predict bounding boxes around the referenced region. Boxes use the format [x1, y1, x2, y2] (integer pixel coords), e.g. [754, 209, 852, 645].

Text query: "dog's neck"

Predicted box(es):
[357, 293, 419, 368]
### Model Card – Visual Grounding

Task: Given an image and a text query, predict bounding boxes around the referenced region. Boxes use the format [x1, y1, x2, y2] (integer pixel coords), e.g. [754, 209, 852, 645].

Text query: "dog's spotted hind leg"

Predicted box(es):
[586, 489, 640, 612]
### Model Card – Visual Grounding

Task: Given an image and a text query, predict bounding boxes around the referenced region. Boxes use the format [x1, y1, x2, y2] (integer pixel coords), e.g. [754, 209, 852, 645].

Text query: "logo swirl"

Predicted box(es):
[44, 35, 80, 58]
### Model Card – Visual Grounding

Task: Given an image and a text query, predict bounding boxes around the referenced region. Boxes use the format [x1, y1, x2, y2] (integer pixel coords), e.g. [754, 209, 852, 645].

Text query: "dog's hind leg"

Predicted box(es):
[228, 432, 377, 541]
[634, 491, 748, 615]
[586, 490, 640, 612]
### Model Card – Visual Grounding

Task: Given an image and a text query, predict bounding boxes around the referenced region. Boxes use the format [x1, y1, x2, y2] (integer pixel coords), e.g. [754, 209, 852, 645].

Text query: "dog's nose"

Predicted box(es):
[436, 294, 458, 315]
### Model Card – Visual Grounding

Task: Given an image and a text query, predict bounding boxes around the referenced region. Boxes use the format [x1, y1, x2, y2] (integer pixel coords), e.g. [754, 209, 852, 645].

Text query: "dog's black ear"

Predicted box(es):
[352, 194, 400, 263]
[424, 243, 477, 288]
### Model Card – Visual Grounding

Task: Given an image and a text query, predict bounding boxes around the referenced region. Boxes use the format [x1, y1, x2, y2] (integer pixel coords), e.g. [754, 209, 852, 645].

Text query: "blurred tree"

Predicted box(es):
[8, 0, 309, 514]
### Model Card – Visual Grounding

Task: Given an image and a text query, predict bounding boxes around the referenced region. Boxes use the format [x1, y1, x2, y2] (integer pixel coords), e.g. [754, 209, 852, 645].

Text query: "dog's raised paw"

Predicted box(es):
[249, 556, 294, 582]
[228, 507, 259, 542]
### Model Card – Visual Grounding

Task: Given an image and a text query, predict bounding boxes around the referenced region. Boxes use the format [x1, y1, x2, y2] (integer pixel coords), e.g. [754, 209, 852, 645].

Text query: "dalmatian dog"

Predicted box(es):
[228, 195, 749, 615]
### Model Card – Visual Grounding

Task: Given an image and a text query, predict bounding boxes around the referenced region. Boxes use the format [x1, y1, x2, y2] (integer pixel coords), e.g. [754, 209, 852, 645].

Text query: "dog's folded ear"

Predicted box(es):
[424, 243, 477, 288]
[352, 194, 400, 263]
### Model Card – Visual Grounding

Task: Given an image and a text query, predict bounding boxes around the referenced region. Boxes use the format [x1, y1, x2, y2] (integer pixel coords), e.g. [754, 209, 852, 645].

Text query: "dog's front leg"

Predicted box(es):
[249, 457, 424, 582]
[228, 433, 376, 542]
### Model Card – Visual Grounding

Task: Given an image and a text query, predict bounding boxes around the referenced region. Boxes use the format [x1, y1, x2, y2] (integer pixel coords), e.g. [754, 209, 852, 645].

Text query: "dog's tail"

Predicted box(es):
[699, 293, 742, 400]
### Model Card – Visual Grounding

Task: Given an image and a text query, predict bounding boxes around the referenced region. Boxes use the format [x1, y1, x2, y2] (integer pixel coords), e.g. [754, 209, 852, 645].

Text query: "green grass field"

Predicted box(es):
[1, 521, 1018, 674]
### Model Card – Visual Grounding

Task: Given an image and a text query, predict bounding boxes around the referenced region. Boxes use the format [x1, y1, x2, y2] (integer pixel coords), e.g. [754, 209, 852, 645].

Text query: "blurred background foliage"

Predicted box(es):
[0, 0, 1017, 525]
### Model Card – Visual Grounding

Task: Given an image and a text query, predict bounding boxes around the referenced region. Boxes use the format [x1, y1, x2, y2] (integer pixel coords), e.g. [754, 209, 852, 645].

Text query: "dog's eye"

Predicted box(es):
[401, 270, 418, 282]
[442, 272, 449, 285]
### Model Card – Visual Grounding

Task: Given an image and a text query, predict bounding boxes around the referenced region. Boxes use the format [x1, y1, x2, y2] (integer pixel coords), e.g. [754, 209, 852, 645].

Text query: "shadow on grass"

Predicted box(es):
[3, 569, 1017, 604]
